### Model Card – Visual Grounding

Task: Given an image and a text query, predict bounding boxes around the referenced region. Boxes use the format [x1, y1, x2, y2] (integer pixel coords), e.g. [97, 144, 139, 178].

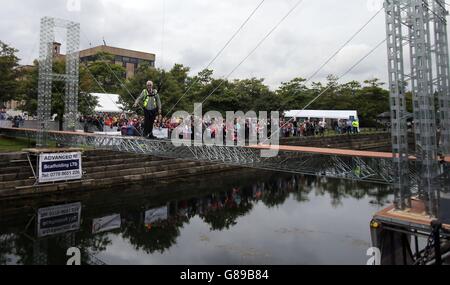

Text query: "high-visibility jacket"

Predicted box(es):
[352, 121, 359, 128]
[143, 89, 157, 109]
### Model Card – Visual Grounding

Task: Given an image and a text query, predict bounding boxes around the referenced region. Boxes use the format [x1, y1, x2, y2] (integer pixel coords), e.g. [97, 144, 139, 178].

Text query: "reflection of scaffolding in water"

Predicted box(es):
[29, 232, 107, 265]
[385, 0, 450, 216]
[37, 17, 80, 147]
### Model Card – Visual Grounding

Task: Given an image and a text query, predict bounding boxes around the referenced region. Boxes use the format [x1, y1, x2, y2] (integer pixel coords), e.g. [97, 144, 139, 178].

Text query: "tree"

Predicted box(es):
[80, 53, 126, 94]
[0, 41, 20, 105]
[169, 64, 190, 87]
[196, 78, 232, 113]
[354, 78, 389, 127]
[340, 80, 362, 96]
[183, 68, 214, 109]
[363, 78, 385, 88]
[277, 77, 312, 111]
[229, 78, 273, 112]
[19, 61, 38, 115]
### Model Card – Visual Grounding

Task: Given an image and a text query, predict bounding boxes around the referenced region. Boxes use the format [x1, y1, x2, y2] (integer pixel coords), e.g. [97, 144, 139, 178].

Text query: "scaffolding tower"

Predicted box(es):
[37, 17, 80, 146]
[384, 0, 450, 216]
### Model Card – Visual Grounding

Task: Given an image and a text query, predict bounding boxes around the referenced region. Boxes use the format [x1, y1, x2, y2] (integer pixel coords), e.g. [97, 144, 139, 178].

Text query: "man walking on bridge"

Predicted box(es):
[134, 80, 162, 139]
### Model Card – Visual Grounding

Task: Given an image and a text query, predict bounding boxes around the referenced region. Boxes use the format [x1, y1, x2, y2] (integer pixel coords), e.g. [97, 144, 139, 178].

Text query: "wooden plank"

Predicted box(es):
[249, 144, 450, 162]
[249, 144, 394, 159]
[374, 199, 450, 231]
[23, 148, 84, 154]
[0, 127, 97, 138]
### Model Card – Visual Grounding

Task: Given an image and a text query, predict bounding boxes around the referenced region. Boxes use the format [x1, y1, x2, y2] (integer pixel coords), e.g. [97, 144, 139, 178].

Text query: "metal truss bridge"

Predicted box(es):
[2, 127, 449, 186]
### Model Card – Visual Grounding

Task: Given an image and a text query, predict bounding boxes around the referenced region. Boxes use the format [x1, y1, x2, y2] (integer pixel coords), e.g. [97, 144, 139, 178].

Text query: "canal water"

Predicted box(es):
[0, 170, 393, 265]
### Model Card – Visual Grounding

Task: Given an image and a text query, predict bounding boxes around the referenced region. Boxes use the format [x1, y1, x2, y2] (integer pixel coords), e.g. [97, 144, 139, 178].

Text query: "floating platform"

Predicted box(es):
[371, 197, 450, 265]
[373, 198, 450, 233]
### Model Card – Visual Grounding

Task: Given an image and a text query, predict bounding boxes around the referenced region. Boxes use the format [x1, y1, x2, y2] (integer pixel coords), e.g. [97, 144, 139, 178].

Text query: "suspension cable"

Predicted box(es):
[262, 37, 387, 145]
[305, 6, 384, 82]
[196, 0, 305, 109]
[160, 0, 166, 70]
[257, 6, 387, 144]
[80, 60, 145, 136]
[164, 0, 267, 116]
[80, 32, 144, 111]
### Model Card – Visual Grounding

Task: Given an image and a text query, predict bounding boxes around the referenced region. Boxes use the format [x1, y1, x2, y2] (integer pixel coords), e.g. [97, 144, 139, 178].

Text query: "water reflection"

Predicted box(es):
[0, 171, 393, 265]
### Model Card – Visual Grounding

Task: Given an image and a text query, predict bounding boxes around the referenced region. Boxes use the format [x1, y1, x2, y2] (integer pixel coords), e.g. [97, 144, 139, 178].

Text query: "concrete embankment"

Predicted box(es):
[0, 150, 236, 200]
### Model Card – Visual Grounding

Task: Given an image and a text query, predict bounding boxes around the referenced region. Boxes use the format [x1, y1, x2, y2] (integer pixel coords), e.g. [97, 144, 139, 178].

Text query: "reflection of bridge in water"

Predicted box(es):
[0, 171, 392, 265]
[3, 127, 449, 187]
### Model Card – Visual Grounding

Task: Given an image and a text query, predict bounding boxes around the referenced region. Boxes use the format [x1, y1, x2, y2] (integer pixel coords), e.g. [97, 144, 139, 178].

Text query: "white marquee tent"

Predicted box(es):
[91, 93, 125, 113]
[284, 110, 358, 121]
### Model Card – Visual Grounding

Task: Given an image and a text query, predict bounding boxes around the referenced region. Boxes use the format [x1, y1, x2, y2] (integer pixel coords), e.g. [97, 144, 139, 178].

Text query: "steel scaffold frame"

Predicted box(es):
[37, 17, 80, 147]
[385, 0, 411, 209]
[37, 17, 54, 147]
[64, 21, 80, 132]
[408, 0, 441, 216]
[384, 0, 450, 216]
[433, 0, 450, 157]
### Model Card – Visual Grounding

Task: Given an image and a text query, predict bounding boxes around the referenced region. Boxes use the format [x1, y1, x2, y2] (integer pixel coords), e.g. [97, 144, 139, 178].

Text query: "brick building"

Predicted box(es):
[78, 44, 156, 79]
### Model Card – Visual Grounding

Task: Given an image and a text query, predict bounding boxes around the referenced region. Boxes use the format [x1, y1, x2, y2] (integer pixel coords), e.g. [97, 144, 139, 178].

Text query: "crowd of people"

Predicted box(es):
[0, 108, 25, 128]
[0, 108, 7, 121]
[2, 105, 361, 142]
[80, 113, 173, 136]
[80, 112, 360, 141]
[332, 119, 361, 135]
[279, 118, 360, 138]
[280, 119, 327, 138]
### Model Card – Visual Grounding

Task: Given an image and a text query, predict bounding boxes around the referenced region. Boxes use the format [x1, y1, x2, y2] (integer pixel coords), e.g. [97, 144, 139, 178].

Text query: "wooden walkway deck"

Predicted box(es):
[250, 144, 450, 162]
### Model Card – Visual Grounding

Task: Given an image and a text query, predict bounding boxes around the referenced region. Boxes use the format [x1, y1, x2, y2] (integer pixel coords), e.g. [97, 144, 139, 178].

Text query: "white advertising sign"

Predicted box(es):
[38, 152, 82, 183]
[0, 120, 11, 128]
[153, 128, 169, 139]
[144, 206, 168, 225]
[92, 214, 122, 234]
[37, 202, 82, 238]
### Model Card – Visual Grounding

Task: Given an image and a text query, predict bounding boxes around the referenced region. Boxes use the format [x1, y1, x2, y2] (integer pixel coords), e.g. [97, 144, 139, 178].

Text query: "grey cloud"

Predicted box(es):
[0, 0, 426, 90]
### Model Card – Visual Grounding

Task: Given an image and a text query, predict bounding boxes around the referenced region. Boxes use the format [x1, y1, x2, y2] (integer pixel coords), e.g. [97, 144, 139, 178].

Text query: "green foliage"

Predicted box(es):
[0, 137, 33, 152]
[288, 76, 390, 127]
[3, 39, 392, 127]
[80, 53, 126, 94]
[0, 41, 21, 104]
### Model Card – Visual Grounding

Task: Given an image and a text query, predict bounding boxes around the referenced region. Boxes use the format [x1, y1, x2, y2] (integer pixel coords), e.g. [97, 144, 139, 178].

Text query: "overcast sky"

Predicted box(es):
[0, 0, 404, 89]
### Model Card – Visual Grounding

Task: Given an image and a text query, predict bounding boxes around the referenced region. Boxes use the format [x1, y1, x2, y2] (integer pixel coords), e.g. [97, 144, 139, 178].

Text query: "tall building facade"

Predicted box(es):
[78, 45, 156, 79]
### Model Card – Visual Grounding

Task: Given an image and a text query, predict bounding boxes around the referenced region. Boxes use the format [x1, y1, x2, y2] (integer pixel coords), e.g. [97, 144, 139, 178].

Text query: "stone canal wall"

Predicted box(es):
[0, 150, 236, 200]
[280, 132, 392, 150]
[0, 133, 400, 200]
